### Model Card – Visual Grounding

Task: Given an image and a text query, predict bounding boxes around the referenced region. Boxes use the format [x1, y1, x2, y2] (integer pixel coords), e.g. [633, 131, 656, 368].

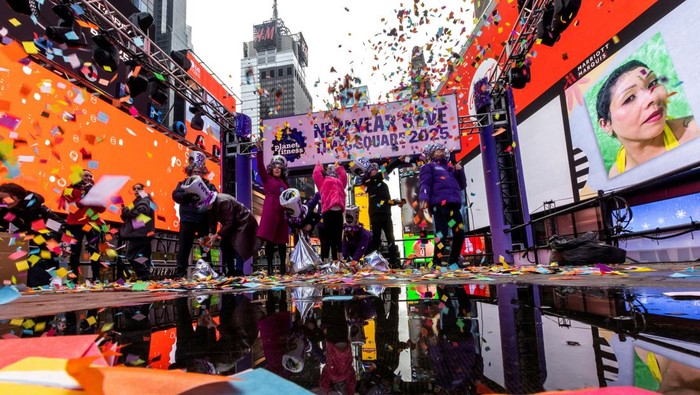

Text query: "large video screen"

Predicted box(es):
[567, 1, 700, 197]
[0, 41, 219, 231]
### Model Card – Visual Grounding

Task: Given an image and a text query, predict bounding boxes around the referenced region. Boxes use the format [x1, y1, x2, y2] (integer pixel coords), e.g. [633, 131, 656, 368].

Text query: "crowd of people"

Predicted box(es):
[0, 143, 469, 286]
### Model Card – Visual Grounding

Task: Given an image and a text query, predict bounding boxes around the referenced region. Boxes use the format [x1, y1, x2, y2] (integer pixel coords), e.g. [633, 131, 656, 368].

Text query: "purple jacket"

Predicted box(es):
[256, 151, 290, 244]
[419, 158, 467, 208]
[342, 225, 372, 261]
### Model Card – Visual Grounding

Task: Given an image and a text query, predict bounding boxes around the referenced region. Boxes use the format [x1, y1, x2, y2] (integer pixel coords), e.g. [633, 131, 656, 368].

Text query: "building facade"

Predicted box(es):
[240, 15, 312, 140]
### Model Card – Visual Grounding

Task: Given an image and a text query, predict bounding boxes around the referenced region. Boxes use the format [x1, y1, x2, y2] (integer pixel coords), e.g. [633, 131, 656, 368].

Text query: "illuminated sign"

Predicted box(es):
[262, 95, 460, 169]
[253, 22, 278, 50]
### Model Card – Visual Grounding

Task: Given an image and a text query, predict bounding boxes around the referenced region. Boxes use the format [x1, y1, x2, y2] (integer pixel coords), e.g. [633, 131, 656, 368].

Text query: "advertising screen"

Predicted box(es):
[566, 2, 700, 197]
[0, 40, 219, 231]
[261, 95, 460, 169]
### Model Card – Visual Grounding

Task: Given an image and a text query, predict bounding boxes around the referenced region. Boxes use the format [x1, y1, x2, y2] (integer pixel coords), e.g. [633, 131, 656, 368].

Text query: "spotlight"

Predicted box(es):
[147, 78, 169, 106]
[51, 4, 74, 27]
[189, 105, 204, 131]
[551, 0, 581, 35]
[170, 50, 192, 71]
[537, 6, 559, 47]
[508, 63, 530, 89]
[91, 34, 119, 72]
[128, 12, 154, 33]
[126, 75, 148, 97]
[5, 0, 38, 16]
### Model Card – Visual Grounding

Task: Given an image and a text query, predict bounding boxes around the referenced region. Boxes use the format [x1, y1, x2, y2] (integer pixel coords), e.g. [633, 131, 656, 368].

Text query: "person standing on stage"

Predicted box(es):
[172, 151, 218, 278]
[419, 143, 466, 267]
[120, 183, 155, 281]
[313, 162, 348, 262]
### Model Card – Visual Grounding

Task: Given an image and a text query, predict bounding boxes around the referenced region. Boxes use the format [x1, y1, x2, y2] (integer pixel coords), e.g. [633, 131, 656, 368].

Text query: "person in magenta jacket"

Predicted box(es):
[257, 144, 290, 275]
[313, 162, 347, 261]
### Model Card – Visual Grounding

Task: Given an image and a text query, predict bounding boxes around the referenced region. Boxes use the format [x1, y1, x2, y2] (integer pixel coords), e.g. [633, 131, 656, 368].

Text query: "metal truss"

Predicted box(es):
[64, 0, 237, 157]
[489, 0, 554, 93]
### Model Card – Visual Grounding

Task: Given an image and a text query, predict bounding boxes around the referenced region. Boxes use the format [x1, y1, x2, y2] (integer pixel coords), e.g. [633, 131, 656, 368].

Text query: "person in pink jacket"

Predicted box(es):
[257, 144, 290, 275]
[313, 162, 347, 261]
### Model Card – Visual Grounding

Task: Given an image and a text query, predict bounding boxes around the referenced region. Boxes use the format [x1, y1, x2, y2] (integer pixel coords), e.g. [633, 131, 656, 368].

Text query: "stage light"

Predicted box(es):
[5, 0, 37, 15]
[45, 4, 85, 47]
[148, 78, 168, 106]
[189, 105, 204, 131]
[91, 34, 119, 72]
[551, 0, 581, 35]
[170, 50, 192, 71]
[508, 63, 530, 89]
[537, 6, 559, 47]
[128, 12, 154, 33]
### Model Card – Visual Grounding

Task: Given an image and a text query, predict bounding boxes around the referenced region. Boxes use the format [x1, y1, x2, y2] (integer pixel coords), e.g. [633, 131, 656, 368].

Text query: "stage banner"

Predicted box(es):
[261, 95, 460, 169]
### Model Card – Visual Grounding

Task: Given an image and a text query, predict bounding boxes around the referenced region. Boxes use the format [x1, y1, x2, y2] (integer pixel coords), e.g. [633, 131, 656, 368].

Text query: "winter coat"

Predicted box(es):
[172, 177, 217, 224]
[320, 341, 356, 395]
[256, 151, 290, 244]
[342, 225, 372, 261]
[0, 192, 63, 233]
[119, 196, 155, 239]
[313, 163, 347, 213]
[418, 158, 467, 208]
[286, 192, 322, 232]
[361, 158, 402, 219]
[209, 193, 260, 261]
[60, 181, 106, 226]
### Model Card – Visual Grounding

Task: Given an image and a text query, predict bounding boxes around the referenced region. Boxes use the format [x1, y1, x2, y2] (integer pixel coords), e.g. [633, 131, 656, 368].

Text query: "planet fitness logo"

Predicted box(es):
[272, 125, 306, 163]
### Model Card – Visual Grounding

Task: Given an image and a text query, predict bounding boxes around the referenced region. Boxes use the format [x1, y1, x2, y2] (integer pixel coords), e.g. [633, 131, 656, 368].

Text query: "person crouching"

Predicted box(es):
[180, 176, 259, 276]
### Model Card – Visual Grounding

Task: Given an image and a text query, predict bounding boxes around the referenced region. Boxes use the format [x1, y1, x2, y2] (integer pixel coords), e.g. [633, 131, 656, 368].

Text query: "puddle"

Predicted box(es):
[2, 283, 699, 394]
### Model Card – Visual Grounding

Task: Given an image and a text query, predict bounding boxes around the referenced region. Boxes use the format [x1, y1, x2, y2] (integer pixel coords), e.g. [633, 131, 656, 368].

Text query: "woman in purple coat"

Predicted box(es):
[419, 143, 467, 267]
[257, 145, 290, 275]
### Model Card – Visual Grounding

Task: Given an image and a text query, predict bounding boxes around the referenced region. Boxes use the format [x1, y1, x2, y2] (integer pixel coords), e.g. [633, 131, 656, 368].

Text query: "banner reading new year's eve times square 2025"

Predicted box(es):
[261, 94, 460, 168]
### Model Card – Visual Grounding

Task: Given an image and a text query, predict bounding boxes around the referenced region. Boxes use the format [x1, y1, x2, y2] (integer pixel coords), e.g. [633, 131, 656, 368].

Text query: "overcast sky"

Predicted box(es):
[186, 0, 474, 112]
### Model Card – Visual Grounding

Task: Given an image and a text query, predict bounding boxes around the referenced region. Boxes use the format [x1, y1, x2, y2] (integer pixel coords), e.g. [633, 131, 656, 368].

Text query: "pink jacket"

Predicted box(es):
[313, 164, 347, 213]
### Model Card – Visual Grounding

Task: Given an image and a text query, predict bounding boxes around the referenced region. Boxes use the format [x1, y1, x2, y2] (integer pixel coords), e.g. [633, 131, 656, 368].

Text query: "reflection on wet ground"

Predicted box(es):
[2, 283, 700, 394]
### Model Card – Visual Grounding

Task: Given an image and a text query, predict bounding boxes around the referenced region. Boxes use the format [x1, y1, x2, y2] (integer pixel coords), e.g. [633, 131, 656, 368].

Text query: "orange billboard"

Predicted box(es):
[441, 0, 657, 161]
[0, 41, 219, 231]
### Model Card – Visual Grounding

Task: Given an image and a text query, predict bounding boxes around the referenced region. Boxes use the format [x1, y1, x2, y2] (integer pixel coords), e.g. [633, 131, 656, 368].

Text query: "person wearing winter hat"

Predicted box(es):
[172, 151, 218, 278]
[256, 142, 290, 275]
[341, 205, 372, 262]
[280, 188, 322, 241]
[419, 143, 467, 267]
[313, 162, 347, 261]
[356, 157, 409, 268]
[181, 176, 259, 276]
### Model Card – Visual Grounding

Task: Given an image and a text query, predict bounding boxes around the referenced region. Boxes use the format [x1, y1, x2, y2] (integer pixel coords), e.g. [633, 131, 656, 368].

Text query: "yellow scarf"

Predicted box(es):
[615, 123, 678, 174]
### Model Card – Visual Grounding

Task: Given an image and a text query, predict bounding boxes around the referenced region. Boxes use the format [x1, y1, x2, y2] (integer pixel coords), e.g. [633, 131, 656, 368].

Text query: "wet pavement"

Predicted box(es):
[1, 281, 699, 394]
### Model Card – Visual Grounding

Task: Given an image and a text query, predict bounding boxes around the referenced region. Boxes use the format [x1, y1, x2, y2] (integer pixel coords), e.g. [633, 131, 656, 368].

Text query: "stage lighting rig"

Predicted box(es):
[128, 12, 154, 34]
[189, 104, 205, 131]
[91, 34, 119, 72]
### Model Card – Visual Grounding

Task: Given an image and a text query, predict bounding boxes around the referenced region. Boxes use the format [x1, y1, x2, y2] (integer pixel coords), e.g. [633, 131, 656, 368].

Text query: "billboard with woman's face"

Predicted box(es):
[566, 2, 700, 197]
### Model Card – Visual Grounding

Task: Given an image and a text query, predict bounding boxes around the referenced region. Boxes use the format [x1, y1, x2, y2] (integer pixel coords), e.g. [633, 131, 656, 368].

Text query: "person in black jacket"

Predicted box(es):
[120, 183, 155, 281]
[0, 183, 64, 287]
[172, 151, 218, 278]
[355, 157, 407, 268]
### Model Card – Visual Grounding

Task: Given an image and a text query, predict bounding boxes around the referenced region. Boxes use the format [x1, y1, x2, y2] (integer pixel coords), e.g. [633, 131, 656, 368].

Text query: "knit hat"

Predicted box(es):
[267, 155, 288, 177]
[345, 205, 360, 227]
[181, 176, 217, 208]
[280, 188, 303, 218]
[325, 164, 338, 178]
[189, 151, 207, 169]
[423, 143, 447, 160]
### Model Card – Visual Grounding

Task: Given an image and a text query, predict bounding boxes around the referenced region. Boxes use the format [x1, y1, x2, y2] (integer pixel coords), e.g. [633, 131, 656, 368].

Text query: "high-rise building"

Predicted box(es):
[240, 1, 312, 139]
[131, 0, 190, 53]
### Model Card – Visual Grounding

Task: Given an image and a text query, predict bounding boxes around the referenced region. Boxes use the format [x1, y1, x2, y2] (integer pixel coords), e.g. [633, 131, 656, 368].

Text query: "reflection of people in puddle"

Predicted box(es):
[170, 297, 218, 374]
[258, 290, 292, 377]
[319, 300, 356, 395]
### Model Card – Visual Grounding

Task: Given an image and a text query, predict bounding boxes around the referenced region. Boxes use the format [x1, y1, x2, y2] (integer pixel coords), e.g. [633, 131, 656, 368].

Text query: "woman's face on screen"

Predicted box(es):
[600, 67, 669, 144]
